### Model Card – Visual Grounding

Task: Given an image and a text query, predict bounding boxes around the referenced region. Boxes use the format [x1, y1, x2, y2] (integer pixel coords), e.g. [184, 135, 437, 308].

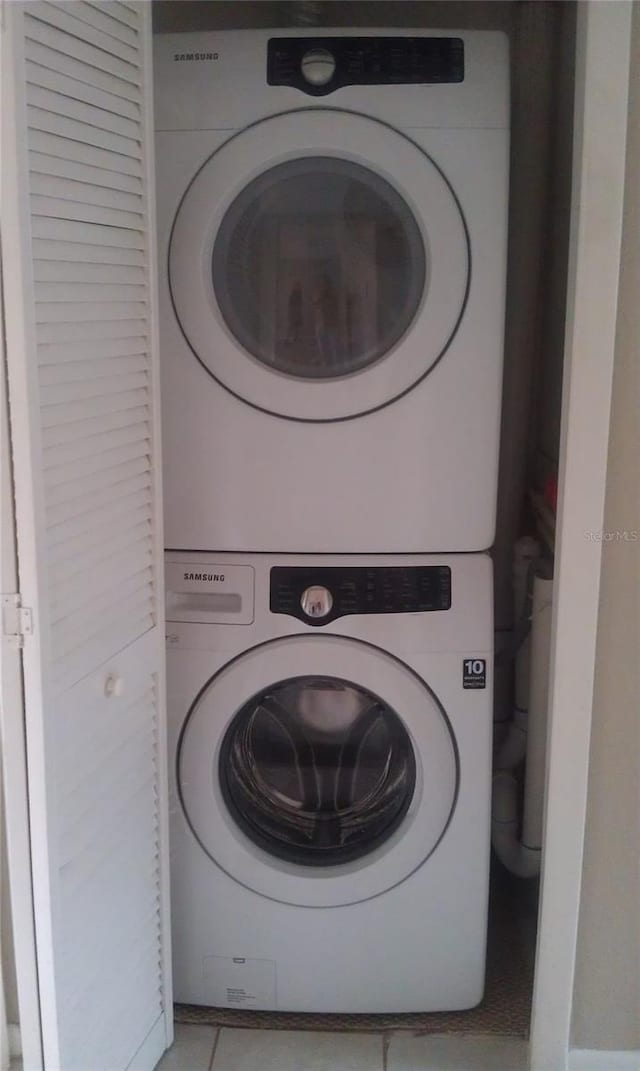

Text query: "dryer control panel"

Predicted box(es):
[267, 37, 464, 96]
[270, 565, 451, 626]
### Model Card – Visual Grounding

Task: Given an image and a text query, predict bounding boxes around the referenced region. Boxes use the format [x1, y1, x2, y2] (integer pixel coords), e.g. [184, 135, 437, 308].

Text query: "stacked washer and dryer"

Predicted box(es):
[155, 29, 509, 1013]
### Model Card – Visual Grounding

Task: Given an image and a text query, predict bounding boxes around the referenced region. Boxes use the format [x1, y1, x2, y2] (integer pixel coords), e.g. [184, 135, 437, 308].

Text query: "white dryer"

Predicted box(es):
[165, 551, 493, 1012]
[154, 29, 510, 554]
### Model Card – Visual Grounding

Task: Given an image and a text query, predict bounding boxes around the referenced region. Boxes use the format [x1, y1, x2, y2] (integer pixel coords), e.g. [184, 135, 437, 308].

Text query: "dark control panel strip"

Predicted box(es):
[270, 566, 451, 626]
[267, 37, 464, 97]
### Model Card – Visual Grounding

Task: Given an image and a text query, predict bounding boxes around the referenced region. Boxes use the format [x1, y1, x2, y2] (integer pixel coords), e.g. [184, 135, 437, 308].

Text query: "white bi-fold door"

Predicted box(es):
[1, 3, 171, 1069]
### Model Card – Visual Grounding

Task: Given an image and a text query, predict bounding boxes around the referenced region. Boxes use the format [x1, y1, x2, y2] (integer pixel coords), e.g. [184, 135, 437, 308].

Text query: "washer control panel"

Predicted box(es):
[267, 37, 464, 97]
[271, 566, 451, 626]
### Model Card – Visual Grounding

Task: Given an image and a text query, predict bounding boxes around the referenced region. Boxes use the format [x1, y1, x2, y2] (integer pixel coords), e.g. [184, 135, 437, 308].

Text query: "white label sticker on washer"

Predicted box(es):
[203, 956, 277, 1009]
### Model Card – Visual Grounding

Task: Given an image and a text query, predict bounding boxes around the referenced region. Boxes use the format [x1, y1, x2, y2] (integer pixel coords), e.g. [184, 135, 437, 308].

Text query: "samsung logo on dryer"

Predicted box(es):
[183, 572, 225, 582]
[173, 51, 219, 62]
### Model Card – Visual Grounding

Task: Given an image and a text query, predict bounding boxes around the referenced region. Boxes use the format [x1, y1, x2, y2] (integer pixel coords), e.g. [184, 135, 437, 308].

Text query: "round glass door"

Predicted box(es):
[212, 158, 426, 380]
[169, 110, 469, 422]
[219, 675, 416, 866]
[177, 635, 458, 907]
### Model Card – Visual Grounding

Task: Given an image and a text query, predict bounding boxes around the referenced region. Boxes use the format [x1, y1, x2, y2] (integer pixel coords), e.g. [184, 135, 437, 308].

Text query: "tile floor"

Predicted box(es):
[155, 1022, 529, 1071]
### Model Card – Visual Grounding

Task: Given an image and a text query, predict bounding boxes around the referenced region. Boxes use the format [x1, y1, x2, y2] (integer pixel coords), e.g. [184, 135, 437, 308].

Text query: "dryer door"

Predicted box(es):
[169, 110, 469, 421]
[177, 635, 458, 907]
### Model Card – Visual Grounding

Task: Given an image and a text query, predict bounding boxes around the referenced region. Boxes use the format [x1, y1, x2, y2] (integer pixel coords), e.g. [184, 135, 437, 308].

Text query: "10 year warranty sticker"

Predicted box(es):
[463, 658, 487, 689]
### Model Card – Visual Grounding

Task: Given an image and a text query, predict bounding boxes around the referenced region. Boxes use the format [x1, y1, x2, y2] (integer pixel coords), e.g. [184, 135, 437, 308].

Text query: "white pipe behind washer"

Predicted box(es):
[522, 570, 553, 850]
[492, 565, 553, 877]
[492, 770, 541, 878]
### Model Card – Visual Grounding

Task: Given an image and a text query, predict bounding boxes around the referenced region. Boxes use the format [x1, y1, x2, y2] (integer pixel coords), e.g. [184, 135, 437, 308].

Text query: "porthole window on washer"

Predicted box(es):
[212, 157, 426, 380]
[219, 675, 417, 867]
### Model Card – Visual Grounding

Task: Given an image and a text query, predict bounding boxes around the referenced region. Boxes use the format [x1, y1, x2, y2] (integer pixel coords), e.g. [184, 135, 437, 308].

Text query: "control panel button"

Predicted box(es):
[300, 585, 334, 619]
[300, 48, 336, 86]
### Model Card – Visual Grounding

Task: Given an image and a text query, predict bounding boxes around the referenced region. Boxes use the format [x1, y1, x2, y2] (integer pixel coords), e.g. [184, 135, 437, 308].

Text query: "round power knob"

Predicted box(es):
[300, 585, 333, 619]
[300, 48, 336, 87]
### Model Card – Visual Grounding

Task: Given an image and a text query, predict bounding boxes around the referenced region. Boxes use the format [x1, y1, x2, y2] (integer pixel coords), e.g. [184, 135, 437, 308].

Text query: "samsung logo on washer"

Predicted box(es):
[173, 51, 219, 62]
[183, 572, 225, 582]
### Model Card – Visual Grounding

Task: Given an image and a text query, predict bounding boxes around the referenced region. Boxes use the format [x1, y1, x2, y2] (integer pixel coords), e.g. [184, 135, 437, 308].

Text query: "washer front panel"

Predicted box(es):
[169, 110, 469, 421]
[177, 635, 458, 907]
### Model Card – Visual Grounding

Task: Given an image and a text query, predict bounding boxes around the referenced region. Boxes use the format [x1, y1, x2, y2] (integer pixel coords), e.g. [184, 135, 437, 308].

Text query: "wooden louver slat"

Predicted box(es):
[28, 104, 141, 158]
[25, 61, 142, 121]
[46, 488, 152, 550]
[29, 128, 143, 177]
[25, 16, 140, 86]
[27, 82, 141, 138]
[48, 516, 151, 583]
[25, 36, 141, 103]
[40, 384, 149, 425]
[30, 150, 143, 196]
[40, 1, 140, 50]
[30, 172, 144, 212]
[32, 215, 145, 247]
[29, 1, 140, 63]
[34, 260, 146, 284]
[31, 197, 144, 229]
[43, 433, 150, 487]
[39, 353, 148, 385]
[49, 521, 151, 586]
[37, 319, 148, 345]
[46, 462, 151, 512]
[33, 236, 145, 265]
[96, 1, 140, 32]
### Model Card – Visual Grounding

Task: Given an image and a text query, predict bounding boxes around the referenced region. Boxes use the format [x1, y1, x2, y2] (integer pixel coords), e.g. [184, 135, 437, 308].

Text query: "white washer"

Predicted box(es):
[154, 29, 510, 553]
[165, 551, 493, 1012]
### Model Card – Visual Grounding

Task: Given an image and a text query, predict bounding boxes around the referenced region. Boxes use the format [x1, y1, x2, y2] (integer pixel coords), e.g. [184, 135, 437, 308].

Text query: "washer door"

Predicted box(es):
[177, 635, 458, 907]
[169, 110, 469, 422]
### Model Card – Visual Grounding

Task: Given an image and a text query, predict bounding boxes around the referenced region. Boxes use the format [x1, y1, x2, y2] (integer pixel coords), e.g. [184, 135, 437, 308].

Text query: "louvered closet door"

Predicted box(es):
[1, 3, 172, 1069]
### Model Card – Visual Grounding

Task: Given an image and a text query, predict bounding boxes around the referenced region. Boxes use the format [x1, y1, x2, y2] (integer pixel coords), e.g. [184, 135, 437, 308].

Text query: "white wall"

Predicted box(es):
[571, 1, 640, 1051]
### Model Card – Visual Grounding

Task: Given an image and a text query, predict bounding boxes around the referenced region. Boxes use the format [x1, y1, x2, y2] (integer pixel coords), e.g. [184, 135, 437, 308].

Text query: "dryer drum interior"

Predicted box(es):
[166, 107, 472, 424]
[211, 157, 426, 380]
[219, 675, 417, 866]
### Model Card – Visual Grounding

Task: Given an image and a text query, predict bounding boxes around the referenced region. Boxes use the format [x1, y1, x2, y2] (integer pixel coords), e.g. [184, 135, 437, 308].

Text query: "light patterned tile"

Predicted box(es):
[387, 1034, 528, 1071]
[155, 1023, 218, 1071]
[212, 1028, 383, 1071]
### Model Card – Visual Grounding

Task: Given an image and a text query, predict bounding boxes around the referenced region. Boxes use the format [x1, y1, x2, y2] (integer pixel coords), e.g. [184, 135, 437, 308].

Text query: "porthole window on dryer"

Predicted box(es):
[219, 674, 417, 867]
[212, 157, 426, 380]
